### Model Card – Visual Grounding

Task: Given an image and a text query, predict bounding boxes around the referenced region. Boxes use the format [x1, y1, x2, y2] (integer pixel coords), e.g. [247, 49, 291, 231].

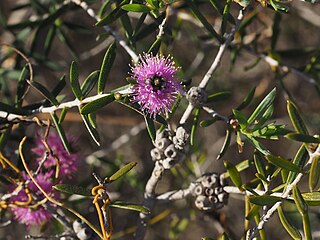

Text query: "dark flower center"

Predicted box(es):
[147, 75, 167, 92]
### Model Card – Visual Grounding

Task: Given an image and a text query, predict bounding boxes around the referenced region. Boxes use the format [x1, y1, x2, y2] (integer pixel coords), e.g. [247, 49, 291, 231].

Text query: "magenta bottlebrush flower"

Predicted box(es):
[130, 53, 182, 118]
[32, 132, 80, 179]
[9, 172, 55, 226]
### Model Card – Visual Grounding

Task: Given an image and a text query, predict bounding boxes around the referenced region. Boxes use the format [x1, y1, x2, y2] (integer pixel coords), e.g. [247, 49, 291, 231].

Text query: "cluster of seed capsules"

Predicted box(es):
[64, 219, 94, 240]
[150, 127, 189, 169]
[192, 173, 228, 211]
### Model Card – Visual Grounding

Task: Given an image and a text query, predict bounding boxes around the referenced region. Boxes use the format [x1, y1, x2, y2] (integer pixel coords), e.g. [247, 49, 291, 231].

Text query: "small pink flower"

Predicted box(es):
[32, 132, 80, 179]
[9, 172, 55, 226]
[130, 53, 182, 118]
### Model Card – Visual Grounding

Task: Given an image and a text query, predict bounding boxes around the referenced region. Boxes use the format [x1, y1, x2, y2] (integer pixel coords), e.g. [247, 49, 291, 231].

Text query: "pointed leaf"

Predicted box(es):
[309, 155, 320, 192]
[27, 80, 58, 106]
[144, 115, 156, 142]
[50, 113, 71, 152]
[108, 162, 137, 182]
[286, 145, 308, 184]
[266, 155, 300, 173]
[96, 7, 127, 27]
[277, 206, 302, 240]
[110, 201, 150, 213]
[293, 186, 308, 215]
[285, 133, 320, 143]
[147, 38, 161, 55]
[81, 70, 99, 97]
[247, 88, 276, 125]
[249, 195, 281, 206]
[287, 100, 308, 134]
[237, 87, 256, 110]
[53, 184, 91, 196]
[121, 4, 151, 13]
[302, 192, 320, 206]
[69, 61, 83, 100]
[190, 108, 200, 146]
[80, 94, 115, 115]
[224, 161, 243, 190]
[217, 129, 231, 159]
[80, 110, 100, 146]
[98, 42, 117, 93]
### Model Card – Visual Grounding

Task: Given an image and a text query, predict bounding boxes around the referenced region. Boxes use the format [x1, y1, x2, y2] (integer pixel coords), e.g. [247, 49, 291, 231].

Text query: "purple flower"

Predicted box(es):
[32, 132, 80, 179]
[9, 172, 55, 226]
[130, 53, 182, 118]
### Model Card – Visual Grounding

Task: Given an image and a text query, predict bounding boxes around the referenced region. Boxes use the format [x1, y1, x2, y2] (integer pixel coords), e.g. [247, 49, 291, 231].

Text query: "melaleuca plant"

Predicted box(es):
[0, 0, 319, 239]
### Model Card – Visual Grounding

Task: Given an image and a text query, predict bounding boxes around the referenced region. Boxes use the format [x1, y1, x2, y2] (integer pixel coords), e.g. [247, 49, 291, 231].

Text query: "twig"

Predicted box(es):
[156, 182, 196, 202]
[180, 8, 247, 125]
[134, 8, 248, 240]
[249, 144, 320, 239]
[70, 0, 139, 63]
[0, 88, 132, 122]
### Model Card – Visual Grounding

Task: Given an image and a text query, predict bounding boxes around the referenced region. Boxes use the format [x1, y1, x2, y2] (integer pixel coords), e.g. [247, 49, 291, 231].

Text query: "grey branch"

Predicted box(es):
[180, 8, 246, 125]
[69, 0, 139, 63]
[249, 144, 320, 239]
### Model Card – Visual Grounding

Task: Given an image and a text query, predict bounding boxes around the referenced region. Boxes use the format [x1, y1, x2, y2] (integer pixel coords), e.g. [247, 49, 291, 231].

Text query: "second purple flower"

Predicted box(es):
[130, 53, 182, 118]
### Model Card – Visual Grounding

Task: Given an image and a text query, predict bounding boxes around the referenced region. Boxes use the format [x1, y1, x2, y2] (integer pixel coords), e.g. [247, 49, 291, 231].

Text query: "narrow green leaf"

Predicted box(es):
[144, 115, 156, 142]
[266, 155, 300, 173]
[249, 195, 281, 206]
[44, 25, 56, 57]
[217, 129, 231, 159]
[232, 109, 248, 129]
[58, 107, 68, 124]
[0, 102, 28, 116]
[293, 186, 308, 215]
[245, 135, 271, 156]
[50, 113, 71, 152]
[287, 100, 308, 134]
[224, 159, 251, 178]
[96, 7, 127, 27]
[88, 113, 98, 129]
[43, 75, 66, 107]
[79, 110, 100, 146]
[237, 87, 256, 110]
[247, 88, 276, 125]
[80, 94, 115, 115]
[53, 184, 91, 196]
[224, 161, 243, 190]
[69, 61, 82, 100]
[207, 91, 231, 103]
[199, 117, 218, 127]
[16, 65, 28, 106]
[81, 70, 99, 97]
[108, 162, 137, 182]
[28, 80, 59, 106]
[187, 0, 222, 42]
[110, 201, 150, 213]
[302, 192, 320, 206]
[309, 155, 320, 192]
[286, 145, 308, 184]
[251, 105, 273, 131]
[190, 108, 200, 146]
[277, 206, 302, 240]
[220, 0, 231, 35]
[147, 38, 162, 55]
[98, 42, 117, 93]
[121, 4, 150, 13]
[285, 133, 320, 143]
[254, 151, 266, 180]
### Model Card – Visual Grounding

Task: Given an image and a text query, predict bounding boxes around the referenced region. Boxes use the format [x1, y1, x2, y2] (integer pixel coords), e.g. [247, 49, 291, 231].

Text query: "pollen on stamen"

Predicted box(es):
[130, 53, 182, 118]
